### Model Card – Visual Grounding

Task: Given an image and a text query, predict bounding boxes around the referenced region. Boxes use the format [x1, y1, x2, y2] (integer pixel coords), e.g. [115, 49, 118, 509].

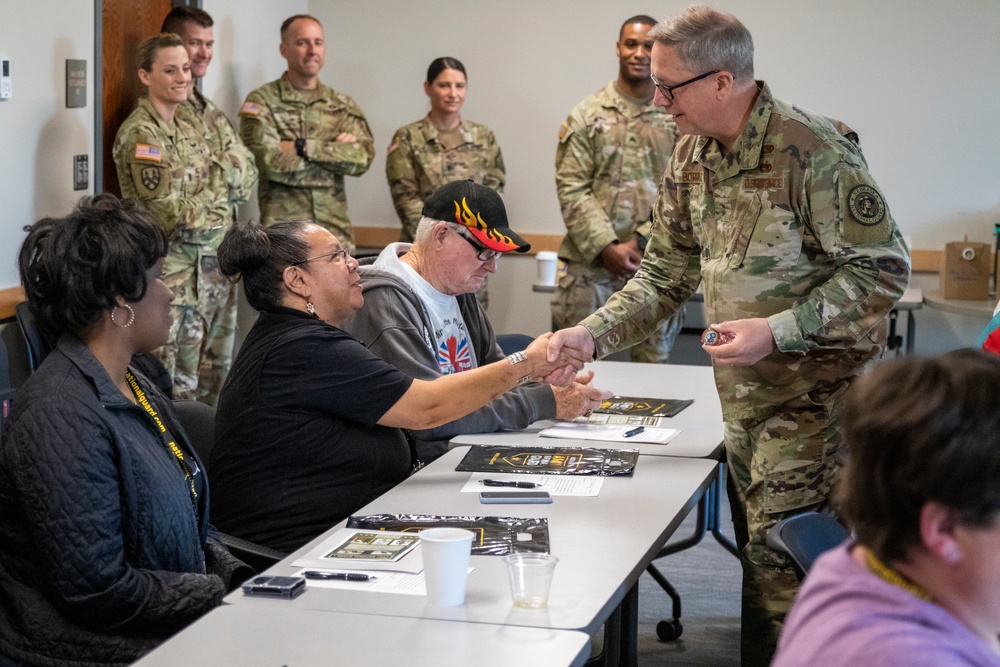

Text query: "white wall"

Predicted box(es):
[311, 0, 1000, 251]
[0, 1, 96, 288]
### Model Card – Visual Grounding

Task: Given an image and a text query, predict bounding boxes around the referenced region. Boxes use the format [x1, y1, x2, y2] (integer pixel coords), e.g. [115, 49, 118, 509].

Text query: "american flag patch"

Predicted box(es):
[134, 144, 161, 162]
[240, 101, 262, 116]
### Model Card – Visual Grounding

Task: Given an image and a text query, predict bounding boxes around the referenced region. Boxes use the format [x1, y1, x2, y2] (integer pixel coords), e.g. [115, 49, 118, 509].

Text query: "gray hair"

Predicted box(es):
[648, 5, 754, 82]
[413, 216, 451, 244]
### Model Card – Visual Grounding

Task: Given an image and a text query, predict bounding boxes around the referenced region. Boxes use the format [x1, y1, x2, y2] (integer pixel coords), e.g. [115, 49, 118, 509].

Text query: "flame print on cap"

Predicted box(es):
[453, 197, 519, 251]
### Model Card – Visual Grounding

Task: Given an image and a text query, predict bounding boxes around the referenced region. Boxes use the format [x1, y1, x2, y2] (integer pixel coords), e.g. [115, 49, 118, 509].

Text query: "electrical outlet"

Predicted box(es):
[73, 155, 88, 191]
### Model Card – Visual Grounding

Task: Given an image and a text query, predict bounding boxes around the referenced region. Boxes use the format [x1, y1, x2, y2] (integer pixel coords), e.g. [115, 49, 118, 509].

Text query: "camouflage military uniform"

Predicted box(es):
[581, 83, 910, 666]
[386, 115, 505, 242]
[553, 82, 684, 362]
[114, 94, 255, 405]
[239, 73, 374, 250]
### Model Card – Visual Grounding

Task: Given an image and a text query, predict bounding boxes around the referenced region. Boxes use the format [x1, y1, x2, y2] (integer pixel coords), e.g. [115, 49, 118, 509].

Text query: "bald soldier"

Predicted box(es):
[551, 14, 684, 364]
[239, 14, 374, 250]
[546, 7, 910, 666]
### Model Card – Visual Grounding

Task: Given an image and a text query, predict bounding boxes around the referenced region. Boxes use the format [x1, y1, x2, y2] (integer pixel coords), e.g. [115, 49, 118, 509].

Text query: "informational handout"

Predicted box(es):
[538, 422, 680, 445]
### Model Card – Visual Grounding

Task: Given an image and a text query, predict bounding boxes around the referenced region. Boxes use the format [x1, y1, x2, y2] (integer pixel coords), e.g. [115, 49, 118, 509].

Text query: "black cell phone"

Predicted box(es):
[479, 491, 552, 504]
[241, 575, 306, 599]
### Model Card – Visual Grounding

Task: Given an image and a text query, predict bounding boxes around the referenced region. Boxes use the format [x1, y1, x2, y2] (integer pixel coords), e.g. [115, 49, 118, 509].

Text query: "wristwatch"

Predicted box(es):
[295, 137, 306, 158]
[506, 351, 533, 386]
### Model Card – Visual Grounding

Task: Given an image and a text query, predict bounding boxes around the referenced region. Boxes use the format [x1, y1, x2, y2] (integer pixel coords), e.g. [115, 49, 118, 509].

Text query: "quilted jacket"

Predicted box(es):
[0, 335, 245, 666]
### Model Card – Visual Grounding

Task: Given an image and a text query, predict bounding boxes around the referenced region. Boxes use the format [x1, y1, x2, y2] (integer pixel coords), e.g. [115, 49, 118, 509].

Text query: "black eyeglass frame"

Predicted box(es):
[447, 224, 501, 262]
[650, 69, 721, 100]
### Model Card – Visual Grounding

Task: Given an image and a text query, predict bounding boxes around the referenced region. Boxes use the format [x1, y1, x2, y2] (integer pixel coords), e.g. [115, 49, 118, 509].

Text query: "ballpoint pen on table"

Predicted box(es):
[623, 426, 645, 438]
[302, 571, 377, 581]
[482, 479, 540, 488]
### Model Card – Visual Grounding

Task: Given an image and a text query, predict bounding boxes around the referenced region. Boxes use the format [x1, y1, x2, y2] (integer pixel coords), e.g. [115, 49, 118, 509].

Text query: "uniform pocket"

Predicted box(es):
[760, 458, 835, 515]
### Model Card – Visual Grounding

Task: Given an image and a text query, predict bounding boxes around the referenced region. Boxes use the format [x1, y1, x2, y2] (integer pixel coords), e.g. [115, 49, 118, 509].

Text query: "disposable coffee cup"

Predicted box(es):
[503, 552, 558, 610]
[420, 528, 475, 606]
[536, 251, 558, 287]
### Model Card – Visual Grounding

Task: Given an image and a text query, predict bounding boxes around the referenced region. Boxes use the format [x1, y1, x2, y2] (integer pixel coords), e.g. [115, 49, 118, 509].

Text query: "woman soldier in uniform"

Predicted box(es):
[113, 33, 242, 405]
[386, 57, 505, 308]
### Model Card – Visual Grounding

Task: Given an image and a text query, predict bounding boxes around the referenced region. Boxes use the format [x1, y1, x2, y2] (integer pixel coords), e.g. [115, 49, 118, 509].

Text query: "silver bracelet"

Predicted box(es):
[506, 351, 527, 365]
[506, 351, 532, 385]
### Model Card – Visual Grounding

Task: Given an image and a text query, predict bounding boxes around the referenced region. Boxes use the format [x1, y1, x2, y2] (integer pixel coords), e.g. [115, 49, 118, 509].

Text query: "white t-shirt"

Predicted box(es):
[372, 243, 478, 375]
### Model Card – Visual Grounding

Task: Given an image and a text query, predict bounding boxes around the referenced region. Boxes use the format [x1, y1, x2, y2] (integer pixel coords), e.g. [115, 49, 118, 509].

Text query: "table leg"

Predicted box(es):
[906, 310, 916, 355]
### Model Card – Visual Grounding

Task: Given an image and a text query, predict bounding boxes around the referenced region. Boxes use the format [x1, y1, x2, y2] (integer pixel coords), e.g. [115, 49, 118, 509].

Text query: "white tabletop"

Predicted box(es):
[452, 361, 725, 459]
[133, 604, 592, 667]
[225, 447, 717, 636]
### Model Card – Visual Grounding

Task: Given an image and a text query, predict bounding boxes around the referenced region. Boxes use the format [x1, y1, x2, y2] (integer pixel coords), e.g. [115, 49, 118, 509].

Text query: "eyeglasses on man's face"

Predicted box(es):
[449, 225, 501, 262]
[650, 69, 720, 101]
[292, 247, 350, 266]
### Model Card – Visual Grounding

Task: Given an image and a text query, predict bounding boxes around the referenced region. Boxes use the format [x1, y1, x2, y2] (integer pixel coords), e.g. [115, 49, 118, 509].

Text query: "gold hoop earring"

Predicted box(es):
[111, 304, 135, 328]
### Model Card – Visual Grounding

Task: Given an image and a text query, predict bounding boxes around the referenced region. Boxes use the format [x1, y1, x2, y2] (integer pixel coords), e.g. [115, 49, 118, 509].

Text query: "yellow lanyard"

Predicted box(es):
[863, 547, 932, 601]
[124, 371, 198, 504]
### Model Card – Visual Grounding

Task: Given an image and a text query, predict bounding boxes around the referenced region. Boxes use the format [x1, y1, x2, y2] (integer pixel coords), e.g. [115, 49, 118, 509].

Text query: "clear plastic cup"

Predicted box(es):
[503, 552, 558, 610]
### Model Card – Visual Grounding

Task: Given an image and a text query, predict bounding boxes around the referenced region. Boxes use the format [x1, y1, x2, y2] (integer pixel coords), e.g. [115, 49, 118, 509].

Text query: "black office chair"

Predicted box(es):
[496, 333, 534, 356]
[172, 399, 288, 573]
[15, 301, 53, 373]
[0, 319, 28, 449]
[766, 511, 849, 580]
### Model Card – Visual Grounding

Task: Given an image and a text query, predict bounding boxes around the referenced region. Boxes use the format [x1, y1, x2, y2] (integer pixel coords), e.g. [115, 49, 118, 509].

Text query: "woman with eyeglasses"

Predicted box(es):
[209, 219, 577, 553]
[0, 195, 249, 667]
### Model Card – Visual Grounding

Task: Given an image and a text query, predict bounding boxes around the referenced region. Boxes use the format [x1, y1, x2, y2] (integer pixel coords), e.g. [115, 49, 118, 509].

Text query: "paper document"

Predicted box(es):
[292, 529, 424, 573]
[294, 567, 474, 597]
[538, 422, 680, 445]
[461, 473, 604, 496]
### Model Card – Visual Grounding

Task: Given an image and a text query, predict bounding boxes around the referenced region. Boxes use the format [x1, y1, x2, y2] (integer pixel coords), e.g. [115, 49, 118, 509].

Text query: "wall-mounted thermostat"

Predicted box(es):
[0, 58, 10, 100]
[1, 59, 11, 99]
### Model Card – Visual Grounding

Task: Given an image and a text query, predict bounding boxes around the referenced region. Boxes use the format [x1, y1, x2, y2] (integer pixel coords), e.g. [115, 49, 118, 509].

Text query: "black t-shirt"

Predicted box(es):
[210, 308, 413, 552]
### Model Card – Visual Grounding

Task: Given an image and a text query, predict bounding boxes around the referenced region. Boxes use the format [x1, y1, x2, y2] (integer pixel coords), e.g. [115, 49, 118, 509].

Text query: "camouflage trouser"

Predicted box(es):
[724, 387, 844, 667]
[156, 243, 238, 406]
[550, 261, 683, 362]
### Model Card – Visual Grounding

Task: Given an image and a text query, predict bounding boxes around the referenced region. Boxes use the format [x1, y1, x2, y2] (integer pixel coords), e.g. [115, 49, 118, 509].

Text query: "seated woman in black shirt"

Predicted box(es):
[212, 220, 574, 552]
[0, 195, 248, 667]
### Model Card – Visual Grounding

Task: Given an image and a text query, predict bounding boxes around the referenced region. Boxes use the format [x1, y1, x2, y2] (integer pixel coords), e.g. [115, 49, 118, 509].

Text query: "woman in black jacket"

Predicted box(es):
[0, 194, 248, 667]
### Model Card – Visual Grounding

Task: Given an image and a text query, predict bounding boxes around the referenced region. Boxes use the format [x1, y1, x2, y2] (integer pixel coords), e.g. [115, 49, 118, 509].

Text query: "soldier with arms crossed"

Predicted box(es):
[240, 14, 374, 251]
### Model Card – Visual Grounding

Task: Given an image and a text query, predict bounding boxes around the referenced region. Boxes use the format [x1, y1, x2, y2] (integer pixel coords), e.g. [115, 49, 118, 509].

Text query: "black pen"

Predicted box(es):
[482, 479, 540, 488]
[302, 571, 377, 581]
[623, 426, 645, 438]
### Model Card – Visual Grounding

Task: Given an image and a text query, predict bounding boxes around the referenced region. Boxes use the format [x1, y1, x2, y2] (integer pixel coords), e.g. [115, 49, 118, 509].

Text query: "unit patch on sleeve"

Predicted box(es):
[840, 170, 891, 244]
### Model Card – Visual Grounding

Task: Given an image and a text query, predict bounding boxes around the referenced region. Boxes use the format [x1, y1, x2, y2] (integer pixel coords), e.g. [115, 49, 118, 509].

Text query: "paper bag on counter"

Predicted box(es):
[941, 237, 992, 300]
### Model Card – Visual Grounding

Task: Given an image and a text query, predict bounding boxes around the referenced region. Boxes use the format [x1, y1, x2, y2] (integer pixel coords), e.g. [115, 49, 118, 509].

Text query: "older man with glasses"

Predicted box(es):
[546, 6, 911, 666]
[348, 180, 610, 463]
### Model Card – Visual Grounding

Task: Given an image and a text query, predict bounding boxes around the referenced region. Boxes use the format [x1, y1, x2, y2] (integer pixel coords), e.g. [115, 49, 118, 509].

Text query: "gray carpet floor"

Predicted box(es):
[589, 496, 742, 666]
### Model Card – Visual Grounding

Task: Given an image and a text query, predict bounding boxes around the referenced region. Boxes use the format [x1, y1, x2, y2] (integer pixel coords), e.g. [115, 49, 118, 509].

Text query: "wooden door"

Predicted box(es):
[101, 0, 174, 196]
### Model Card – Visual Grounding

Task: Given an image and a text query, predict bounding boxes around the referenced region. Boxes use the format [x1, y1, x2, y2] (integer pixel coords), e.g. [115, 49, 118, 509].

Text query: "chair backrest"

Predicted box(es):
[766, 511, 849, 580]
[496, 333, 535, 356]
[172, 399, 216, 470]
[0, 321, 21, 448]
[15, 301, 55, 373]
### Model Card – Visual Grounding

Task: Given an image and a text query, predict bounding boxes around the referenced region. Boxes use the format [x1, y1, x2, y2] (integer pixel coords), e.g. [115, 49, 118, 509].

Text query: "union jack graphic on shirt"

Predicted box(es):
[438, 334, 472, 375]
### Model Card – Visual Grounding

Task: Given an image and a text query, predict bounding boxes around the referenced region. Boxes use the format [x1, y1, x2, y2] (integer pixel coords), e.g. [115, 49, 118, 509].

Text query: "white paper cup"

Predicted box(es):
[503, 552, 558, 609]
[536, 251, 559, 286]
[420, 528, 475, 606]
